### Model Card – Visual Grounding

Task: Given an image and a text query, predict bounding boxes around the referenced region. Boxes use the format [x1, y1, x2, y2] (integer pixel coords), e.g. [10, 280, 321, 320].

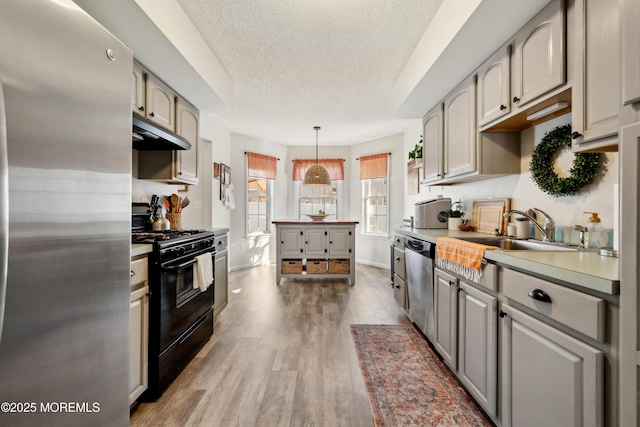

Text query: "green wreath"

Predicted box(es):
[529, 124, 601, 197]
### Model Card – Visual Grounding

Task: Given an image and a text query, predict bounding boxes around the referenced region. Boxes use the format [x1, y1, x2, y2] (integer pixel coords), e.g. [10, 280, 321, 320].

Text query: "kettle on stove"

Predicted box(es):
[150, 204, 170, 231]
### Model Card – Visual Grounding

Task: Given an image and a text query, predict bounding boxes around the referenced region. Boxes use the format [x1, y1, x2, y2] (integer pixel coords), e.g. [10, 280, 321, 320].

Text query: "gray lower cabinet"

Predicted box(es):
[500, 303, 603, 427]
[213, 234, 228, 318]
[434, 268, 458, 368]
[458, 282, 497, 417]
[130, 257, 149, 406]
[433, 268, 498, 417]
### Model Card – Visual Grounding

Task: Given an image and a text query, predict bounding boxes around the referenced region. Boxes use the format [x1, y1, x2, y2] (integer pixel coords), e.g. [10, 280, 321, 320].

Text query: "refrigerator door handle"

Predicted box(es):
[0, 76, 7, 344]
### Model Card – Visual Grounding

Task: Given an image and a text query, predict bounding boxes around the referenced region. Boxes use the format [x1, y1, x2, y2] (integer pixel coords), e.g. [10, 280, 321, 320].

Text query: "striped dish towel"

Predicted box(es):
[435, 237, 498, 282]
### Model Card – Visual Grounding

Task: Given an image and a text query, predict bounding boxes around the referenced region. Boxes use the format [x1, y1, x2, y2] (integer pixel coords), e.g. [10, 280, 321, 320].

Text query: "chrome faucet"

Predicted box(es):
[534, 207, 555, 243]
[503, 208, 556, 242]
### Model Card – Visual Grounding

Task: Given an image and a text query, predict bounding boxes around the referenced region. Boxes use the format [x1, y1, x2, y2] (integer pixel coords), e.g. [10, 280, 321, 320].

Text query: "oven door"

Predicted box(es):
[158, 248, 214, 352]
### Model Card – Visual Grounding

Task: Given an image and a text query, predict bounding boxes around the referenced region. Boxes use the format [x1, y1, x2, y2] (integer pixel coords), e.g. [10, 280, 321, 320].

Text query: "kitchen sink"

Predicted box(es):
[459, 237, 581, 251]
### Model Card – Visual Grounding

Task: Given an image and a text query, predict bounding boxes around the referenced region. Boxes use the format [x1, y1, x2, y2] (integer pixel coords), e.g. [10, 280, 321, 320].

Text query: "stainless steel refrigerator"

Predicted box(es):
[0, 0, 132, 425]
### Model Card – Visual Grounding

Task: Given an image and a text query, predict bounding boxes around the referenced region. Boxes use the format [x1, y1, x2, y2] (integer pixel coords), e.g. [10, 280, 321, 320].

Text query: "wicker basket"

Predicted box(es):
[281, 259, 302, 274]
[328, 259, 349, 274]
[306, 259, 327, 274]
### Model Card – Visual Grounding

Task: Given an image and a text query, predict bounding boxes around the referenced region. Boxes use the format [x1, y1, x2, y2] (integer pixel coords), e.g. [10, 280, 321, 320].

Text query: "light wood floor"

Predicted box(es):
[130, 263, 410, 427]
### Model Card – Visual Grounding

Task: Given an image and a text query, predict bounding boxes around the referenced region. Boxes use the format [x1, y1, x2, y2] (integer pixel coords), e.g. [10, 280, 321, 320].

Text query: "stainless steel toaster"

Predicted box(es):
[413, 198, 451, 229]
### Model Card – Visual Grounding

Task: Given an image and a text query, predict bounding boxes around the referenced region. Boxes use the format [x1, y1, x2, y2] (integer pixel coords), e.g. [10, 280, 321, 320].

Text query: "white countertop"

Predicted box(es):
[131, 244, 153, 257]
[393, 226, 620, 295]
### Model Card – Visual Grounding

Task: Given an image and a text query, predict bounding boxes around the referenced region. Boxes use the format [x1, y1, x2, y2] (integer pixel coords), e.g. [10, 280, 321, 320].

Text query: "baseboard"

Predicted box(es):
[355, 259, 390, 270]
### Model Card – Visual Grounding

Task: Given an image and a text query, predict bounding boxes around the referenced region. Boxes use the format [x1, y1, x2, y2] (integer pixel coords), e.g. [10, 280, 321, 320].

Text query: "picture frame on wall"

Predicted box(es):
[220, 164, 230, 201]
[213, 162, 220, 179]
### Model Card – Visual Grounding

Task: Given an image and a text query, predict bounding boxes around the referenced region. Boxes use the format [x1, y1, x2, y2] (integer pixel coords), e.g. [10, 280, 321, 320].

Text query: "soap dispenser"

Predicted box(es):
[584, 212, 603, 249]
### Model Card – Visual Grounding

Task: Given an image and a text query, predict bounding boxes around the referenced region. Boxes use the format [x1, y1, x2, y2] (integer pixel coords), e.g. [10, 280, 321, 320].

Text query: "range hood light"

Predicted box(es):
[526, 102, 569, 121]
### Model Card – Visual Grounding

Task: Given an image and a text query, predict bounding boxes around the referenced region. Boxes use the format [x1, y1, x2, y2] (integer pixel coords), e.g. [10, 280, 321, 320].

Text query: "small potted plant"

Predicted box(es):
[408, 135, 423, 161]
[446, 208, 465, 231]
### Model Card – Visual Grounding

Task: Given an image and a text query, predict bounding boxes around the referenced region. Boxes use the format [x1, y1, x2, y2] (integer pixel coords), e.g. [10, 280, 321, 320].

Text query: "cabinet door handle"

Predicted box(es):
[528, 288, 552, 303]
[499, 104, 506, 111]
[138, 106, 144, 112]
[395, 257, 400, 261]
[571, 131, 582, 140]
[130, 270, 135, 277]
[149, 112, 155, 117]
[512, 96, 520, 104]
[498, 310, 507, 318]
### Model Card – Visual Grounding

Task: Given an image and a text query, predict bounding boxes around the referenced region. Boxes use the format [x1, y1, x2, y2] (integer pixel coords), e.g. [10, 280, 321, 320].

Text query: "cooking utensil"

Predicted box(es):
[177, 197, 183, 213]
[164, 199, 170, 211]
[171, 194, 179, 213]
[181, 196, 190, 210]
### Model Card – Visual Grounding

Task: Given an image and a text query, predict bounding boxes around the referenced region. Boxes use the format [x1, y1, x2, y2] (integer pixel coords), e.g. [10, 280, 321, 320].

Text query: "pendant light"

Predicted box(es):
[303, 126, 331, 186]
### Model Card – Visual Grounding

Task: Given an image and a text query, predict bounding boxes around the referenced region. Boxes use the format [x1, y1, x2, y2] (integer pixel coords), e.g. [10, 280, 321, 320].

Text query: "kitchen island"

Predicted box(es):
[273, 221, 358, 285]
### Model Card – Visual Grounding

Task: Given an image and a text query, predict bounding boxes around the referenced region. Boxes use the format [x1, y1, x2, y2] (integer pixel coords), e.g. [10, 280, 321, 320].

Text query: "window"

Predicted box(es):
[246, 152, 277, 236]
[297, 181, 340, 221]
[293, 159, 344, 220]
[360, 153, 389, 236]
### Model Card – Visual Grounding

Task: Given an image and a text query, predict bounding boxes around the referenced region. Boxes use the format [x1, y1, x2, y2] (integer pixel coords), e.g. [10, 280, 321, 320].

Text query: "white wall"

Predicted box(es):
[404, 113, 619, 243]
[228, 134, 289, 270]
[349, 133, 407, 268]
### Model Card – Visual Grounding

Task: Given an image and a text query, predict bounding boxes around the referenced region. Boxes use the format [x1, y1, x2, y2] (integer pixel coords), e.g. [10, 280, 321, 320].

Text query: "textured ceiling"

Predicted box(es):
[176, 0, 444, 146]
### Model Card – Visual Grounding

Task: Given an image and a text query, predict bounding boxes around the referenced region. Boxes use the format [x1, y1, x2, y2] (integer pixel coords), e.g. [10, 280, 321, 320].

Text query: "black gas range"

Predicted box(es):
[132, 206, 215, 401]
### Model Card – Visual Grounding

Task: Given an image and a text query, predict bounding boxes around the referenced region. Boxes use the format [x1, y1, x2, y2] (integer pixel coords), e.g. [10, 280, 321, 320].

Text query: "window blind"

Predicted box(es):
[359, 153, 388, 179]
[247, 152, 277, 180]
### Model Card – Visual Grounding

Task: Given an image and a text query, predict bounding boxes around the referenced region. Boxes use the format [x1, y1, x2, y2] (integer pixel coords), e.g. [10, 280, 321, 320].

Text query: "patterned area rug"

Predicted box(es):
[351, 324, 493, 426]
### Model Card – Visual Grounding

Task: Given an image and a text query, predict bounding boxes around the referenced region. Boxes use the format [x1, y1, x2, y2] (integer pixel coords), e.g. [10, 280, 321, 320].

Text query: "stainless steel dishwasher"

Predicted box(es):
[404, 236, 436, 342]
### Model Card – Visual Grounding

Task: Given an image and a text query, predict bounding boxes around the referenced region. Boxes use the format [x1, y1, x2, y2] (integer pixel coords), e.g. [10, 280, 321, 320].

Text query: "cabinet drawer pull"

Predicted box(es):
[528, 288, 552, 303]
[499, 104, 506, 111]
[512, 96, 520, 104]
[571, 131, 582, 139]
[498, 310, 506, 318]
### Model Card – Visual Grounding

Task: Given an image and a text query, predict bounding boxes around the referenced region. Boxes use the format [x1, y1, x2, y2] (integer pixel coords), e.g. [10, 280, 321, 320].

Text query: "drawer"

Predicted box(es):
[392, 234, 405, 250]
[393, 247, 406, 280]
[214, 234, 228, 252]
[131, 257, 148, 288]
[503, 269, 605, 342]
[476, 262, 498, 292]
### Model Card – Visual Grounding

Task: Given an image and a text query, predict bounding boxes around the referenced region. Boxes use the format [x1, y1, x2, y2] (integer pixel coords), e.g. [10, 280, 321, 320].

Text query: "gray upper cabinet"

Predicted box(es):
[146, 73, 176, 132]
[511, 0, 565, 109]
[132, 61, 146, 116]
[571, 0, 620, 151]
[477, 45, 511, 127]
[422, 103, 444, 183]
[135, 60, 200, 185]
[175, 97, 199, 184]
[621, 0, 640, 107]
[444, 75, 477, 179]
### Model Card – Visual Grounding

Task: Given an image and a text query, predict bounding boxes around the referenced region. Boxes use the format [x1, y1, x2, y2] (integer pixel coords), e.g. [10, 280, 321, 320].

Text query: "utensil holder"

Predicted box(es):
[166, 213, 182, 230]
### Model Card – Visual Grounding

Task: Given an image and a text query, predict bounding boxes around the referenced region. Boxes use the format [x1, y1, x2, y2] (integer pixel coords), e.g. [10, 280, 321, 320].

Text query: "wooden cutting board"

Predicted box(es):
[471, 198, 511, 235]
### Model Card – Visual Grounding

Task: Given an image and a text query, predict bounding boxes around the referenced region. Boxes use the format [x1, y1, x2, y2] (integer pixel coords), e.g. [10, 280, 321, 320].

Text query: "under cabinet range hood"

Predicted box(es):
[132, 113, 191, 151]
